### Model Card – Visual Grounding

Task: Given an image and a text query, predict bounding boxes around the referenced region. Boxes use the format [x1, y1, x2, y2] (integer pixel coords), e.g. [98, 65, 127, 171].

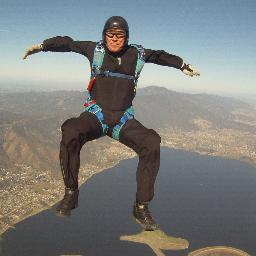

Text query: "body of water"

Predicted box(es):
[1, 147, 256, 255]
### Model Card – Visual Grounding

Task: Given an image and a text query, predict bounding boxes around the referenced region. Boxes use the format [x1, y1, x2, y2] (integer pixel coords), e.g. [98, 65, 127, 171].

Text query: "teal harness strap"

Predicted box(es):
[91, 40, 105, 79]
[84, 42, 145, 140]
[130, 44, 146, 94]
[112, 105, 135, 140]
[85, 42, 109, 137]
[87, 104, 108, 134]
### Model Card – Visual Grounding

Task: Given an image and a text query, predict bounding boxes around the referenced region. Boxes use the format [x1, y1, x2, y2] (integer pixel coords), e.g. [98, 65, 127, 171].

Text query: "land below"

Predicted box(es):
[0, 86, 255, 236]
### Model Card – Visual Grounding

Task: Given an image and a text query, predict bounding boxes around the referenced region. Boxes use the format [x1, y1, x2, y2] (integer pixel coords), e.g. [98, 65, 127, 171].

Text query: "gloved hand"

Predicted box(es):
[23, 43, 43, 59]
[181, 63, 200, 77]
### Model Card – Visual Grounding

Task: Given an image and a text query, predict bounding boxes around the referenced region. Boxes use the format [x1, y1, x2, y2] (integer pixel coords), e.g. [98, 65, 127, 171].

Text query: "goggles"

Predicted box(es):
[106, 31, 126, 39]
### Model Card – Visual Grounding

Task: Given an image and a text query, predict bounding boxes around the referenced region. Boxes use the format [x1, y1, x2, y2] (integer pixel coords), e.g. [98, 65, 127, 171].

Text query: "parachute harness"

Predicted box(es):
[84, 41, 145, 140]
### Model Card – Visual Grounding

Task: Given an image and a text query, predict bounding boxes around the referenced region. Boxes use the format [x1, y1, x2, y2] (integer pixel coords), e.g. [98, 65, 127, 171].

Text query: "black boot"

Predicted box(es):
[133, 201, 158, 231]
[56, 188, 79, 217]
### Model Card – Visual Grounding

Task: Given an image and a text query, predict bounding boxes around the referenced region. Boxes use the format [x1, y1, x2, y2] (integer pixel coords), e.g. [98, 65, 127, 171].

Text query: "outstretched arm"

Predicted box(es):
[144, 48, 200, 77]
[23, 36, 95, 60]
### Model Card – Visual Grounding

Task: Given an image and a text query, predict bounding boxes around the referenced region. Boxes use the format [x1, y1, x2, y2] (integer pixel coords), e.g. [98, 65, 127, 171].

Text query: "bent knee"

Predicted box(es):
[138, 130, 161, 155]
[61, 118, 77, 132]
[146, 130, 161, 148]
[60, 118, 80, 146]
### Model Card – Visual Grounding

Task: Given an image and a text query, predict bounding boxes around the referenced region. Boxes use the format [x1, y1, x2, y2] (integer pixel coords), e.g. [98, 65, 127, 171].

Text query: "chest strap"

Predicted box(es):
[94, 69, 135, 80]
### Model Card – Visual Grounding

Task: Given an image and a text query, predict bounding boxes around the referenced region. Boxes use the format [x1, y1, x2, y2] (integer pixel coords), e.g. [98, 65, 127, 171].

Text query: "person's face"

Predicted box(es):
[105, 29, 126, 53]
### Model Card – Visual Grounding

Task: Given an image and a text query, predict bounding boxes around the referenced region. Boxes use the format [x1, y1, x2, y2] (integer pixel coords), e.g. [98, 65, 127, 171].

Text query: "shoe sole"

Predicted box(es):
[133, 217, 158, 231]
[55, 203, 78, 217]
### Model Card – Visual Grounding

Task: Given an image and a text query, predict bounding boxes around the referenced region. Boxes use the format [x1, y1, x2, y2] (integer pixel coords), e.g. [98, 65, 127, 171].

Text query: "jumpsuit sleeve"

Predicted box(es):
[144, 48, 183, 70]
[41, 36, 95, 58]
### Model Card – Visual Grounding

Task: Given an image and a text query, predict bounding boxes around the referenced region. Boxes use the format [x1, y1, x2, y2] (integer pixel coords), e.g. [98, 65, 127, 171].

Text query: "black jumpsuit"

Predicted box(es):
[42, 36, 183, 202]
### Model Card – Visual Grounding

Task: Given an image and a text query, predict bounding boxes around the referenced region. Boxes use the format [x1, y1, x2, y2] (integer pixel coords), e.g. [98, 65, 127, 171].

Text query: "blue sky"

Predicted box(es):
[0, 0, 255, 95]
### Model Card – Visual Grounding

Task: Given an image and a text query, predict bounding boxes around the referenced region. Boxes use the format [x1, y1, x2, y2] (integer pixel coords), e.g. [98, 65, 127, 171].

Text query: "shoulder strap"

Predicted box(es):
[130, 44, 146, 83]
[91, 40, 105, 79]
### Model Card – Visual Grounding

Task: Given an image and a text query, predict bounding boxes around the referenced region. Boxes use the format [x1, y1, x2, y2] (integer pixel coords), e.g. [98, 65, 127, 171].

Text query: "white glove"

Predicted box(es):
[23, 43, 43, 59]
[181, 63, 200, 77]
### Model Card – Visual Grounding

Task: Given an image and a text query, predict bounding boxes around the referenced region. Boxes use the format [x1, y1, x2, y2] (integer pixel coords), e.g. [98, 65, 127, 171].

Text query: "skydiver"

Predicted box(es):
[23, 16, 200, 231]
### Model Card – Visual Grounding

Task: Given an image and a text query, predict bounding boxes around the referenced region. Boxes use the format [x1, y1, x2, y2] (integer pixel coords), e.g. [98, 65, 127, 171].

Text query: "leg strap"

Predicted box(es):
[112, 105, 134, 140]
[85, 104, 135, 140]
[85, 104, 109, 135]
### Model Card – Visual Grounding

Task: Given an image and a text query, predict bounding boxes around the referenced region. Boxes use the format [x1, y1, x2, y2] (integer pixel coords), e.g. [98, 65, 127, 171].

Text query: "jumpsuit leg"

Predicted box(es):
[119, 118, 161, 202]
[59, 110, 103, 190]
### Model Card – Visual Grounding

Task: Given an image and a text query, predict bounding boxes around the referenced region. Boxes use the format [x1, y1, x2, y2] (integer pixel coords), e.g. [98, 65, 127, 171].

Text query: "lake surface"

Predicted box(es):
[1, 147, 256, 256]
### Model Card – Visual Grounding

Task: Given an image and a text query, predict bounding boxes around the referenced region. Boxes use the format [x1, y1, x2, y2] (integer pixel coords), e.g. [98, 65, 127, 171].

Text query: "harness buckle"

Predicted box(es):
[103, 71, 110, 77]
[91, 105, 102, 115]
[95, 41, 104, 53]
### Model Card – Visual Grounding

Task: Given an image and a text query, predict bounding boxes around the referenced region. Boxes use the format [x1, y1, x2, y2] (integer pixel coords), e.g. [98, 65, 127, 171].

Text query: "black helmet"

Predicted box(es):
[102, 16, 129, 43]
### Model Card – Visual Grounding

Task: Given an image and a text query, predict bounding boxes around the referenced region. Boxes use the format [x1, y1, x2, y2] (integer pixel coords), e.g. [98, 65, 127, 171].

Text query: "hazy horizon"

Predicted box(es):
[1, 82, 256, 99]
